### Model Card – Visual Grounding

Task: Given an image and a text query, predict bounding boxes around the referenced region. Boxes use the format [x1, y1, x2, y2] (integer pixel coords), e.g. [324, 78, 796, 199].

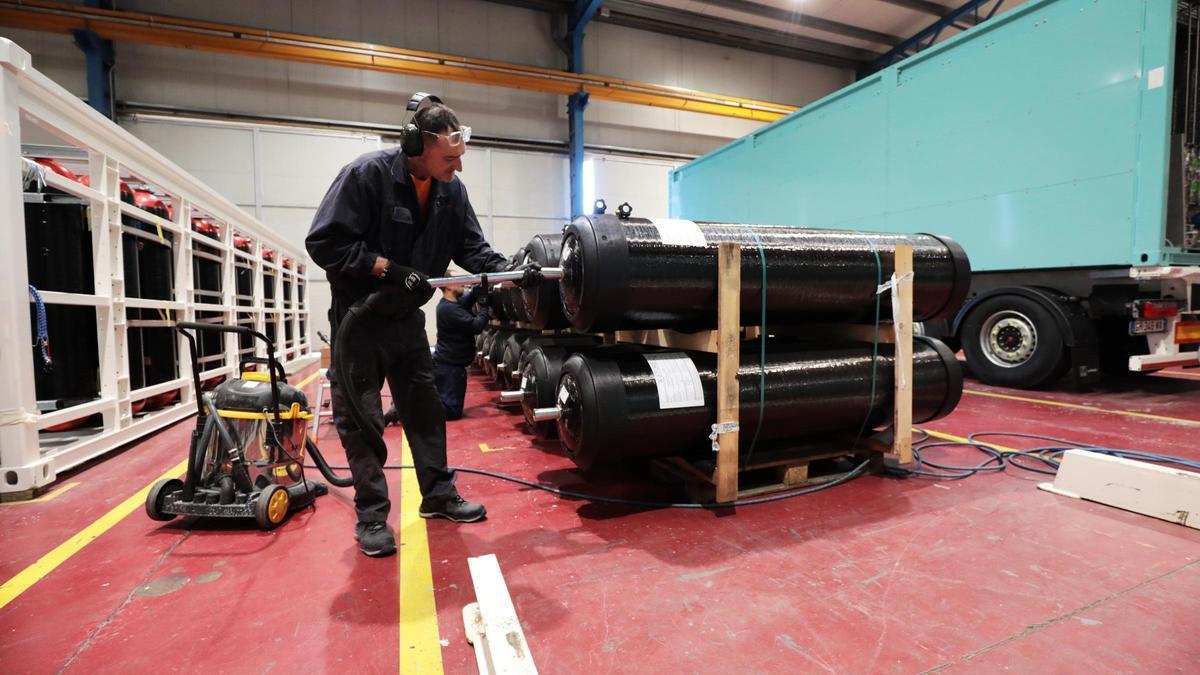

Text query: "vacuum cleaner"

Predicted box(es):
[145, 322, 353, 530]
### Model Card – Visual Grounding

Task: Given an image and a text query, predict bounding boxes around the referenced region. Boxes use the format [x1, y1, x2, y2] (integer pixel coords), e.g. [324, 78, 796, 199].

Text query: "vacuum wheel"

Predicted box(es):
[254, 484, 290, 530]
[146, 478, 183, 522]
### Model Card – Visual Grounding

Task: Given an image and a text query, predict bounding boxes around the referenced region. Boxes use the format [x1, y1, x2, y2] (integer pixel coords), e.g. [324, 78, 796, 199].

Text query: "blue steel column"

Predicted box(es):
[859, 0, 1001, 77]
[568, 1, 602, 217]
[71, 0, 114, 119]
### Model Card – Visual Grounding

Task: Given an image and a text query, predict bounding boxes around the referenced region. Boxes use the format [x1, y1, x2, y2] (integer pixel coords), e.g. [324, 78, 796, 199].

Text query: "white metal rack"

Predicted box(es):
[1, 39, 315, 497]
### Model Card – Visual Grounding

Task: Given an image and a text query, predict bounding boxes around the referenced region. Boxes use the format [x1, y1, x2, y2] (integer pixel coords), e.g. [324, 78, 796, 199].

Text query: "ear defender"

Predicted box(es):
[401, 92, 444, 157]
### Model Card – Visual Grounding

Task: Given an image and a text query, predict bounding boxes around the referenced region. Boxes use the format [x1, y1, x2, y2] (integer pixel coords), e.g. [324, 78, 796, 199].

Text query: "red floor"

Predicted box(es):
[2, 365, 1199, 673]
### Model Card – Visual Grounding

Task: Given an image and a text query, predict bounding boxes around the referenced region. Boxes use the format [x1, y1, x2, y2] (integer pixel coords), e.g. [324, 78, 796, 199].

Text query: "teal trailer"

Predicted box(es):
[669, 0, 1200, 388]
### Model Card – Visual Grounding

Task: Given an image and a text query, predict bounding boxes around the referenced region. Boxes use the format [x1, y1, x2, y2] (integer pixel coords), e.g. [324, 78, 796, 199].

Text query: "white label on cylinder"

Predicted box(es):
[521, 375, 528, 389]
[558, 384, 569, 404]
[649, 218, 707, 247]
[642, 353, 705, 409]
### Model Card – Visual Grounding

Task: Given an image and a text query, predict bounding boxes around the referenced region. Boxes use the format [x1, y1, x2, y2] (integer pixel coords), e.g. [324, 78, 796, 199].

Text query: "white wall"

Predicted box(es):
[588, 154, 685, 219]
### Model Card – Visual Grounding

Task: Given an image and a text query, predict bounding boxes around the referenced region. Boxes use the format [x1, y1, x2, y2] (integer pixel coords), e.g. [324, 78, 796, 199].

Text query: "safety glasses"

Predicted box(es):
[423, 126, 472, 147]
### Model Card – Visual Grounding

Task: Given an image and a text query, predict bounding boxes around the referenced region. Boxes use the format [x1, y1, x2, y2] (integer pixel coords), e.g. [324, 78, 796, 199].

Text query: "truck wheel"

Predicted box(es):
[961, 296, 1068, 388]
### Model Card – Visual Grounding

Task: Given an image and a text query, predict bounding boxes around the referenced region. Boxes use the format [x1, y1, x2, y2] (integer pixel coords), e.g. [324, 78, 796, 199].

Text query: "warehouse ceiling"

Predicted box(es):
[490, 0, 1027, 69]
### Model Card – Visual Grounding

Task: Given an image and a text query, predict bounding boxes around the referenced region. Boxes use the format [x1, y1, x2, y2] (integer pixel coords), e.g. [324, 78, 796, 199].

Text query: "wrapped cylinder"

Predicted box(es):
[495, 247, 531, 324]
[498, 333, 601, 390]
[474, 327, 495, 369]
[501, 285, 529, 324]
[486, 328, 534, 379]
[480, 328, 507, 376]
[558, 215, 971, 332]
[555, 337, 962, 470]
[486, 287, 511, 322]
[518, 343, 640, 439]
[519, 233, 569, 329]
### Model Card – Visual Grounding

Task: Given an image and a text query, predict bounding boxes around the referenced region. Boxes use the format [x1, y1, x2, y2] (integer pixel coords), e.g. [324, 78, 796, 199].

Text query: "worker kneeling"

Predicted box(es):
[434, 284, 491, 420]
[306, 94, 540, 557]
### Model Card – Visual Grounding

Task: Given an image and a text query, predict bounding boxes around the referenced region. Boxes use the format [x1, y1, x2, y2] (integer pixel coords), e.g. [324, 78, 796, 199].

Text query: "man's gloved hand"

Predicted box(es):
[460, 284, 481, 307]
[514, 262, 544, 289]
[382, 261, 434, 304]
[475, 274, 490, 307]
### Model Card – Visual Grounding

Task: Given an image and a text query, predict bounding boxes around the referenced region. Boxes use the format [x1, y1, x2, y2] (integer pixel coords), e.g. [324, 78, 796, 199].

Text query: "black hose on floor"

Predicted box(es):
[305, 460, 871, 509]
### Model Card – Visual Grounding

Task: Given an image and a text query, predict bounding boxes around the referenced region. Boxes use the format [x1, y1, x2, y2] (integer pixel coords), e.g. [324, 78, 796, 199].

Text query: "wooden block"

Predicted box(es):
[466, 554, 539, 674]
[319, 346, 331, 369]
[714, 243, 741, 503]
[777, 464, 809, 485]
[1040, 450, 1200, 529]
[736, 471, 846, 498]
[614, 328, 719, 352]
[892, 244, 914, 464]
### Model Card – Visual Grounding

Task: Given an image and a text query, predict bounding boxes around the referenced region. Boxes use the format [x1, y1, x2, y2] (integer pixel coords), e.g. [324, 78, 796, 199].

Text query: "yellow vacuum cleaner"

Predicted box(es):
[146, 322, 352, 530]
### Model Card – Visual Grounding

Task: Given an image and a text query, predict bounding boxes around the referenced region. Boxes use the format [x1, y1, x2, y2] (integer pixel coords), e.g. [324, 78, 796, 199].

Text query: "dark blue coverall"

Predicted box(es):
[433, 287, 491, 420]
[305, 147, 507, 524]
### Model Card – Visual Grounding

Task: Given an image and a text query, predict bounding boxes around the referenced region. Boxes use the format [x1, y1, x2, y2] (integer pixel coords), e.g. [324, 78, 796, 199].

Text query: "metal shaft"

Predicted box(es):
[531, 406, 561, 422]
[427, 267, 563, 289]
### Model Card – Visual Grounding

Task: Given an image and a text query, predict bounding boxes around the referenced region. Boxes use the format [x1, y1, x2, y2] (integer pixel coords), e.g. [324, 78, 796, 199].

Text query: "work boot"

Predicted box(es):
[354, 521, 396, 557]
[383, 405, 402, 426]
[419, 491, 487, 523]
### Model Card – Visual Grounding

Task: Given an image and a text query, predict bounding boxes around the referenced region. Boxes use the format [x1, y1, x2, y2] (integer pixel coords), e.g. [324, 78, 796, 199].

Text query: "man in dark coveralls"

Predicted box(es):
[306, 98, 537, 557]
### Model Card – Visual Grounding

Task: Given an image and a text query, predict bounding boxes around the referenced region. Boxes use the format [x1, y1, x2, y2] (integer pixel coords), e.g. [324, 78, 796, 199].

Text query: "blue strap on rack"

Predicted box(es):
[29, 284, 52, 370]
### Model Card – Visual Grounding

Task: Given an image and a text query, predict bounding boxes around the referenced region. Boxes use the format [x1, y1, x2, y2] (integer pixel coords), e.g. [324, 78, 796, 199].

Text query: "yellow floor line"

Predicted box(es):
[295, 368, 322, 390]
[921, 428, 1020, 453]
[398, 434, 443, 674]
[963, 389, 1200, 427]
[0, 482, 80, 506]
[0, 459, 188, 611]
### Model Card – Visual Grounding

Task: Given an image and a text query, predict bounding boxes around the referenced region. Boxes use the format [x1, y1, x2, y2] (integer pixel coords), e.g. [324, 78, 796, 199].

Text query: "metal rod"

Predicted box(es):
[531, 406, 561, 422]
[427, 267, 562, 289]
[498, 390, 523, 404]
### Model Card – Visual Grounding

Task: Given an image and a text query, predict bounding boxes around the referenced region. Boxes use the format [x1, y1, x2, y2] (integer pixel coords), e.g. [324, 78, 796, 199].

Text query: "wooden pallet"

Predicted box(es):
[652, 434, 893, 502]
[619, 242, 915, 504]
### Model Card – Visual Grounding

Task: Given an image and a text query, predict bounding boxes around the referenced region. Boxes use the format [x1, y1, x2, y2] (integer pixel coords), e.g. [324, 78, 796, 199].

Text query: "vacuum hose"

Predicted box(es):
[331, 290, 396, 476]
[203, 393, 255, 493]
[306, 437, 354, 487]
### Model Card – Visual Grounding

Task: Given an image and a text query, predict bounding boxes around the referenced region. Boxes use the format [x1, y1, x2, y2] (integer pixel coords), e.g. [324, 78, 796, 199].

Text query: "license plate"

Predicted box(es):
[1129, 318, 1167, 335]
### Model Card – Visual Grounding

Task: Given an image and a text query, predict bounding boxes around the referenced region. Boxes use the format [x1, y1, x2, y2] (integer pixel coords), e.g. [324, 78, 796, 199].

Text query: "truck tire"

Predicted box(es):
[961, 295, 1068, 388]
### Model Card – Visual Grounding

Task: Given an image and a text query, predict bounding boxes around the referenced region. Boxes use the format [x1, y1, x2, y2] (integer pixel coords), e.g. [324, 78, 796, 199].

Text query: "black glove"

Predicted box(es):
[514, 262, 543, 289]
[382, 261, 434, 304]
[475, 274, 490, 306]
[460, 284, 478, 307]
